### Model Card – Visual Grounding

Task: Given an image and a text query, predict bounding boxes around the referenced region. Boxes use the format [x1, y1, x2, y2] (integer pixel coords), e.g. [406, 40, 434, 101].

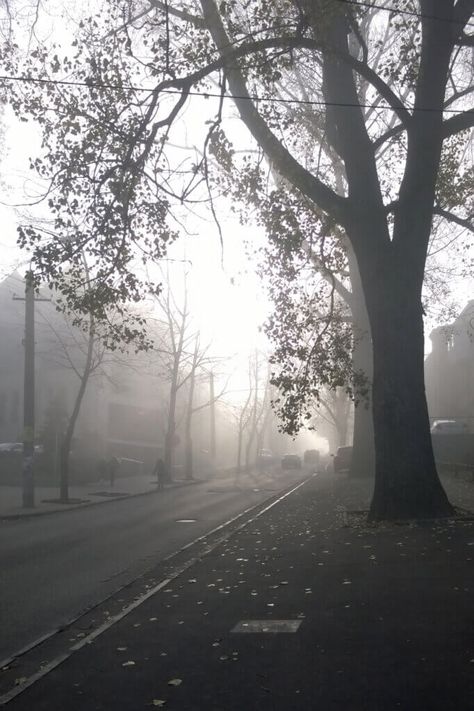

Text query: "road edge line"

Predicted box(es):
[0, 475, 313, 706]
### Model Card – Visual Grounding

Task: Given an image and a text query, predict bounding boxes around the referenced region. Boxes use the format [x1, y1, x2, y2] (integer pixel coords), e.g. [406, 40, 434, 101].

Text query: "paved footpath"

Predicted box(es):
[0, 467, 258, 519]
[2, 473, 474, 710]
[0, 474, 159, 519]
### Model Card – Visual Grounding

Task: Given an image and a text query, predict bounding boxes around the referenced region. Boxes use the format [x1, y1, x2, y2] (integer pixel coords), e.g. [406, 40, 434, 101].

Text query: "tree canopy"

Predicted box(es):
[6, 0, 474, 519]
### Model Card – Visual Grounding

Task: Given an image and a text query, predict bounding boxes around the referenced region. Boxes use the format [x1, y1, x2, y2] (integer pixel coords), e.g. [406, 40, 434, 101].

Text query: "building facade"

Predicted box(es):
[425, 300, 474, 430]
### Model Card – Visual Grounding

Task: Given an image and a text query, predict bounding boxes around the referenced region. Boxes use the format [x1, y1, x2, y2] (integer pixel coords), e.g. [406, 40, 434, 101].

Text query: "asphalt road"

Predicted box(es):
[0, 473, 297, 663]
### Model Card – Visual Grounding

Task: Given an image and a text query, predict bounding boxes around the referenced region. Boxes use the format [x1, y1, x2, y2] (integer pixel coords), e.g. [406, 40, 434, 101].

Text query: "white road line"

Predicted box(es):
[0, 475, 312, 706]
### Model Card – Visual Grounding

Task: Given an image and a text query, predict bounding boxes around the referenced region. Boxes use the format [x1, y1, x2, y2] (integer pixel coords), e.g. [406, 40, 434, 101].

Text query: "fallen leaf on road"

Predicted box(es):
[152, 700, 167, 707]
[14, 678, 27, 686]
[122, 661, 136, 667]
[168, 678, 182, 687]
[117, 647, 127, 652]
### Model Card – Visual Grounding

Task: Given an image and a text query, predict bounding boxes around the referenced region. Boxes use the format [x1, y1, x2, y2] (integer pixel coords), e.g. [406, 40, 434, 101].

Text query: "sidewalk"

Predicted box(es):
[2, 471, 474, 710]
[0, 473, 163, 519]
[0, 466, 285, 519]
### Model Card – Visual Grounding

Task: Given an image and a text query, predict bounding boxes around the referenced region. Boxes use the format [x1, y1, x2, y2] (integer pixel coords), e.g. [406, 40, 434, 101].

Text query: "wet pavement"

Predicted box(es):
[2, 472, 474, 709]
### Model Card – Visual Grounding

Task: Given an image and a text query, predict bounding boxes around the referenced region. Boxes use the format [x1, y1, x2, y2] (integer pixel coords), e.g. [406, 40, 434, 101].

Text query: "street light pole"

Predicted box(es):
[13, 271, 50, 508]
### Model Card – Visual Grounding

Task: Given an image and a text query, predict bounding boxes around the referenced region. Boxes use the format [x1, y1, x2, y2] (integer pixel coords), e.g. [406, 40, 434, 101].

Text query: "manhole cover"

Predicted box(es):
[231, 620, 302, 633]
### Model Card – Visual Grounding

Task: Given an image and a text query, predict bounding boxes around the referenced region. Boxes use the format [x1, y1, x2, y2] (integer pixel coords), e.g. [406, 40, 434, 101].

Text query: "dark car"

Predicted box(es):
[303, 449, 320, 469]
[333, 446, 353, 473]
[281, 454, 302, 470]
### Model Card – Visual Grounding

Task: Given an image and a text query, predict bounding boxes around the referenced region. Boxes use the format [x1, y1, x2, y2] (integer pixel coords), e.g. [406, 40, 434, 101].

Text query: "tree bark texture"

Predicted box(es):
[349, 276, 375, 479]
[59, 321, 95, 503]
[363, 264, 453, 520]
[59, 367, 91, 502]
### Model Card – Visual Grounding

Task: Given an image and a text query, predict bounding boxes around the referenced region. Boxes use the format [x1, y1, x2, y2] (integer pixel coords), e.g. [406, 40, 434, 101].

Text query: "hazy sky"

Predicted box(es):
[0, 0, 471, 362]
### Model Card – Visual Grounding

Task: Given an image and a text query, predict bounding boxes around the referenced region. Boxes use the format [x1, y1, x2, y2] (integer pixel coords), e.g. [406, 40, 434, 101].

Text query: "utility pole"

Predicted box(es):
[13, 271, 49, 508]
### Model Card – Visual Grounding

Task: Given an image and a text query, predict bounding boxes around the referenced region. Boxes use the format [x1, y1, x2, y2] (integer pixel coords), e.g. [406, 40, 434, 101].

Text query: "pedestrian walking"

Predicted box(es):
[153, 457, 167, 491]
[97, 457, 108, 482]
[108, 456, 120, 488]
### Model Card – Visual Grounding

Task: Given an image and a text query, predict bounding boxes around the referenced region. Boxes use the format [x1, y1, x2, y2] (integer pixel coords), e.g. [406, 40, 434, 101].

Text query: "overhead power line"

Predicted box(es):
[336, 0, 474, 28]
[0, 73, 472, 116]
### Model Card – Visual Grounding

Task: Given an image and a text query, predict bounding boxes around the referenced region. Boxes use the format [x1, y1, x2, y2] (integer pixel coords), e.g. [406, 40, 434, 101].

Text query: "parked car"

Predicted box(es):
[0, 442, 23, 453]
[281, 453, 302, 470]
[303, 449, 320, 469]
[0, 442, 44, 454]
[430, 419, 468, 435]
[333, 446, 353, 473]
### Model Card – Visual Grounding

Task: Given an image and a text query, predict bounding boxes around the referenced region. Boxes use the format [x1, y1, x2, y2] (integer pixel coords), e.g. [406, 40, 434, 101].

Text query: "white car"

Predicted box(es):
[430, 420, 468, 435]
[0, 442, 44, 453]
[0, 442, 23, 453]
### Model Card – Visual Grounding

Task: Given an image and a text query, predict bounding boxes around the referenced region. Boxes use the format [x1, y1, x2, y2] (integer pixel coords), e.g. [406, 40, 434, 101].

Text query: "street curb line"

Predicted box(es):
[0, 475, 312, 706]
[0, 479, 203, 521]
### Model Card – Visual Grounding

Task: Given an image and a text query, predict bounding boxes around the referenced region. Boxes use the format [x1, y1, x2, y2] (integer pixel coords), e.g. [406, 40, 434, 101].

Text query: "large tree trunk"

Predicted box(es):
[350, 306, 375, 478]
[351, 401, 374, 478]
[347, 244, 375, 479]
[366, 270, 453, 520]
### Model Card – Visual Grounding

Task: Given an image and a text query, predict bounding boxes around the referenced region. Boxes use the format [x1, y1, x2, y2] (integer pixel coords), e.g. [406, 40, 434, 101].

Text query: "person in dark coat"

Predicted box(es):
[108, 456, 120, 487]
[153, 457, 167, 490]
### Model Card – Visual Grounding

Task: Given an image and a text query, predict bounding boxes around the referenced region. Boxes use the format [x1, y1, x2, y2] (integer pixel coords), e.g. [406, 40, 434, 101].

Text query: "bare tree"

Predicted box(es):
[312, 387, 352, 454]
[152, 272, 196, 480]
[185, 362, 230, 479]
[37, 302, 110, 502]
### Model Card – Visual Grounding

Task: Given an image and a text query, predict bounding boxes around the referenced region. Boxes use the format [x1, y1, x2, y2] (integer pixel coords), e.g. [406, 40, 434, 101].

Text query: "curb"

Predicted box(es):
[0, 478, 203, 522]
